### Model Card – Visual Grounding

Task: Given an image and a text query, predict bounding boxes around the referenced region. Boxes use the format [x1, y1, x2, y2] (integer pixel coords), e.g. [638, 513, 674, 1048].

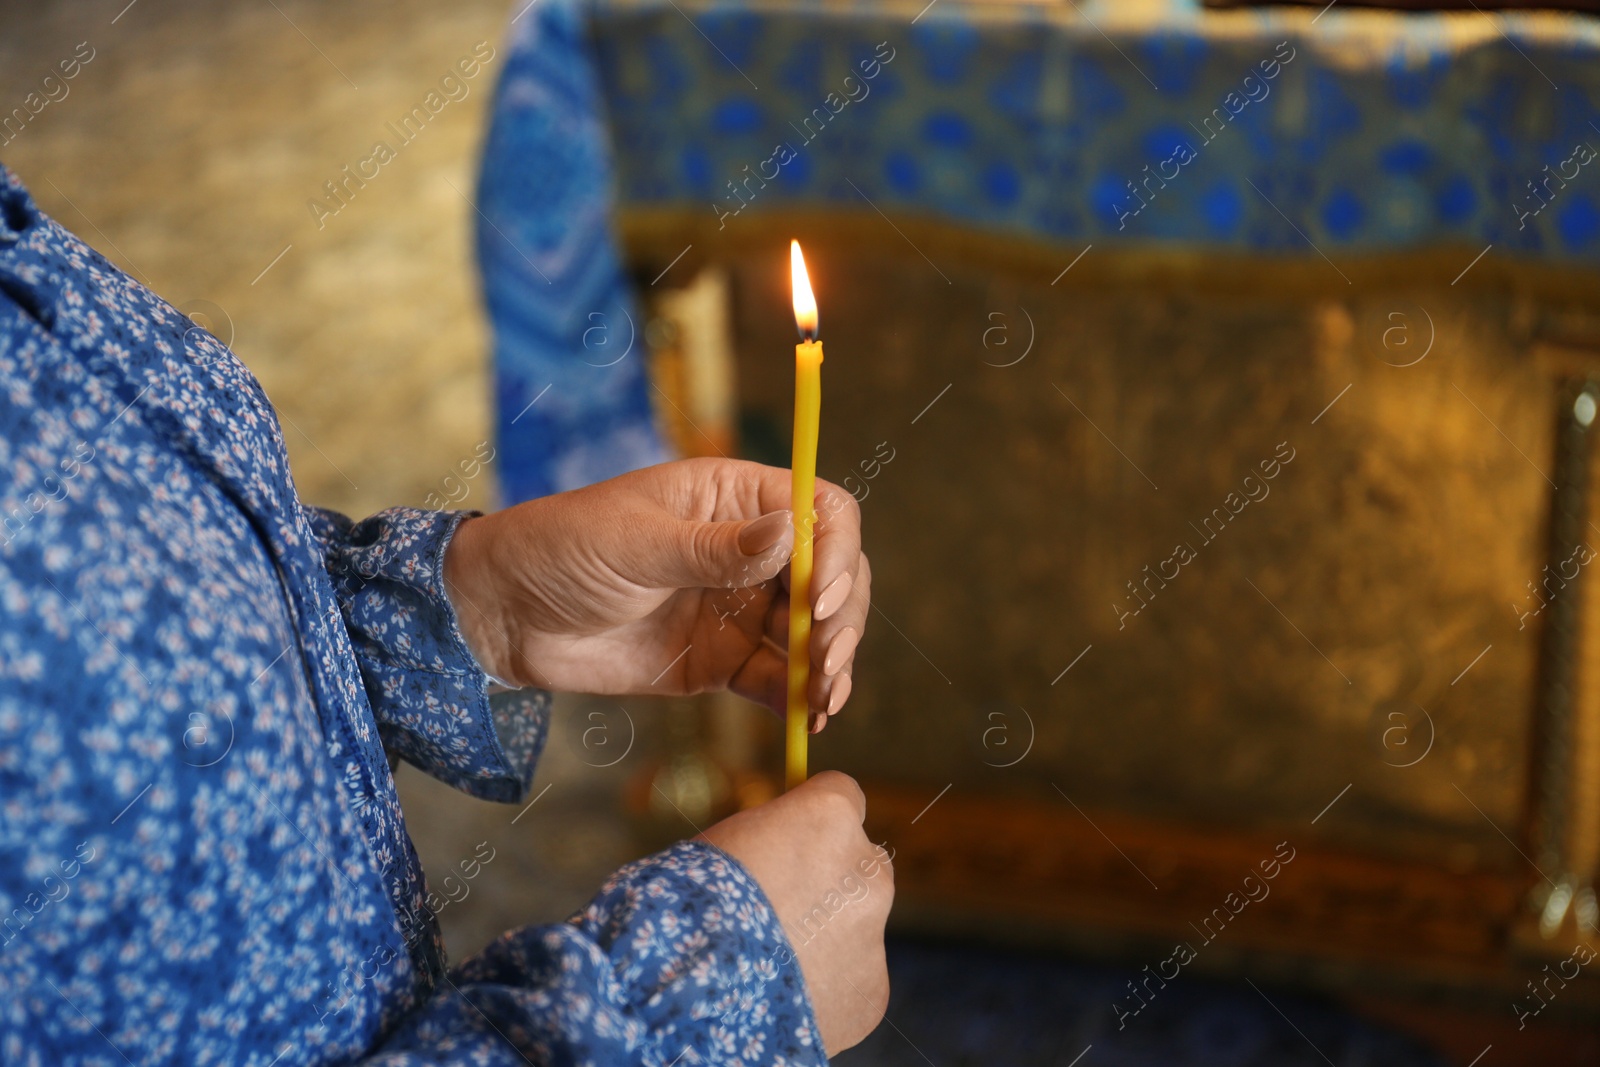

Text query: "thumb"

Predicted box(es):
[631, 509, 794, 590]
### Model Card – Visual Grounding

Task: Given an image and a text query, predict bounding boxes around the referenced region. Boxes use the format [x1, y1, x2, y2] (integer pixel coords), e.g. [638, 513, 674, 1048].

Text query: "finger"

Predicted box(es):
[768, 536, 866, 708]
[764, 594, 790, 647]
[820, 626, 860, 678]
[800, 769, 867, 823]
[619, 510, 793, 591]
[809, 663, 849, 719]
[802, 669, 847, 727]
[806, 481, 862, 622]
[755, 598, 840, 722]
[812, 554, 870, 678]
[678, 466, 861, 608]
[768, 567, 866, 718]
[767, 597, 856, 720]
[826, 672, 852, 718]
[729, 642, 787, 714]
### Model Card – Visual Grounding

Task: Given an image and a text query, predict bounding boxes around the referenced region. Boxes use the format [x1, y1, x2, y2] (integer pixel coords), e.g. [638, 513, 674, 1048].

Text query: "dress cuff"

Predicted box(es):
[567, 840, 828, 1064]
[309, 504, 550, 802]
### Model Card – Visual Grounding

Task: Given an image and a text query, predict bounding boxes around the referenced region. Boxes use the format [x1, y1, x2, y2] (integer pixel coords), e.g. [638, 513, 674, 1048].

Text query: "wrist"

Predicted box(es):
[442, 514, 519, 686]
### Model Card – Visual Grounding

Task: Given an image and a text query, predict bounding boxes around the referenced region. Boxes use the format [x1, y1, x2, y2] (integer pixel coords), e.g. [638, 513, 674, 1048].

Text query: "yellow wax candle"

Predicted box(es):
[787, 240, 822, 791]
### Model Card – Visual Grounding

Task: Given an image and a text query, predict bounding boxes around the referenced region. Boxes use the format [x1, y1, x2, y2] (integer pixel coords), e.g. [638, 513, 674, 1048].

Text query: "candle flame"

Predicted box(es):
[790, 239, 818, 341]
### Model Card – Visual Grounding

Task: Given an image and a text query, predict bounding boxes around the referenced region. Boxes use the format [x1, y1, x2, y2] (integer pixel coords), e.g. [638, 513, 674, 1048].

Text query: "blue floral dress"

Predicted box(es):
[0, 168, 822, 1065]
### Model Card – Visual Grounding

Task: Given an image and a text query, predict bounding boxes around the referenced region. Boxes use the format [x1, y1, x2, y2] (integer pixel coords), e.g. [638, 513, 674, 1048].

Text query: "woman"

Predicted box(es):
[0, 166, 889, 1064]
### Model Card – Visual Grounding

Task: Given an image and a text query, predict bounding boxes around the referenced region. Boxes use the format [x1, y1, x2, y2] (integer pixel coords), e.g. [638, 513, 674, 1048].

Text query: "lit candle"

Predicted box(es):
[787, 239, 822, 791]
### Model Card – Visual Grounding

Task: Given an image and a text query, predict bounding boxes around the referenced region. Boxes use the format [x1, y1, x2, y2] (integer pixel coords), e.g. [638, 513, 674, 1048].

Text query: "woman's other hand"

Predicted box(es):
[699, 770, 893, 1055]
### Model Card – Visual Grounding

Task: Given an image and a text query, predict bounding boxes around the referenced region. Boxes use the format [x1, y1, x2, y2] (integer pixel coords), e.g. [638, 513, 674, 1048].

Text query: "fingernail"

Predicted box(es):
[823, 627, 859, 675]
[814, 571, 853, 620]
[826, 673, 852, 716]
[810, 712, 826, 734]
[738, 510, 792, 555]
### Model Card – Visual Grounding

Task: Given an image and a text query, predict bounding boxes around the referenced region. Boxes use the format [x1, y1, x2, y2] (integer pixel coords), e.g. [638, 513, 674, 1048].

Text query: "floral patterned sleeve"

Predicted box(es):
[367, 841, 826, 1067]
[302, 504, 550, 803]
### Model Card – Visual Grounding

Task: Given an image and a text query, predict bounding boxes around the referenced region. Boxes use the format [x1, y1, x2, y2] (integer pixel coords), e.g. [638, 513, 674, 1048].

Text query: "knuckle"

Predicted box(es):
[817, 480, 858, 526]
[811, 768, 857, 793]
[689, 520, 725, 569]
[816, 790, 858, 825]
[807, 770, 865, 819]
[840, 486, 863, 525]
[855, 554, 872, 599]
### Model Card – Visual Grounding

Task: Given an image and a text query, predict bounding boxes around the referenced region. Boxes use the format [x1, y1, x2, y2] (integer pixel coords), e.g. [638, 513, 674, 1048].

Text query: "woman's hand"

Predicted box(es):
[699, 771, 893, 1055]
[442, 458, 869, 728]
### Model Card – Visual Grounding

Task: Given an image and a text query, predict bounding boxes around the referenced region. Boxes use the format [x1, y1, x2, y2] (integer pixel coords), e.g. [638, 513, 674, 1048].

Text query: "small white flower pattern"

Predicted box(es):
[0, 167, 822, 1066]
